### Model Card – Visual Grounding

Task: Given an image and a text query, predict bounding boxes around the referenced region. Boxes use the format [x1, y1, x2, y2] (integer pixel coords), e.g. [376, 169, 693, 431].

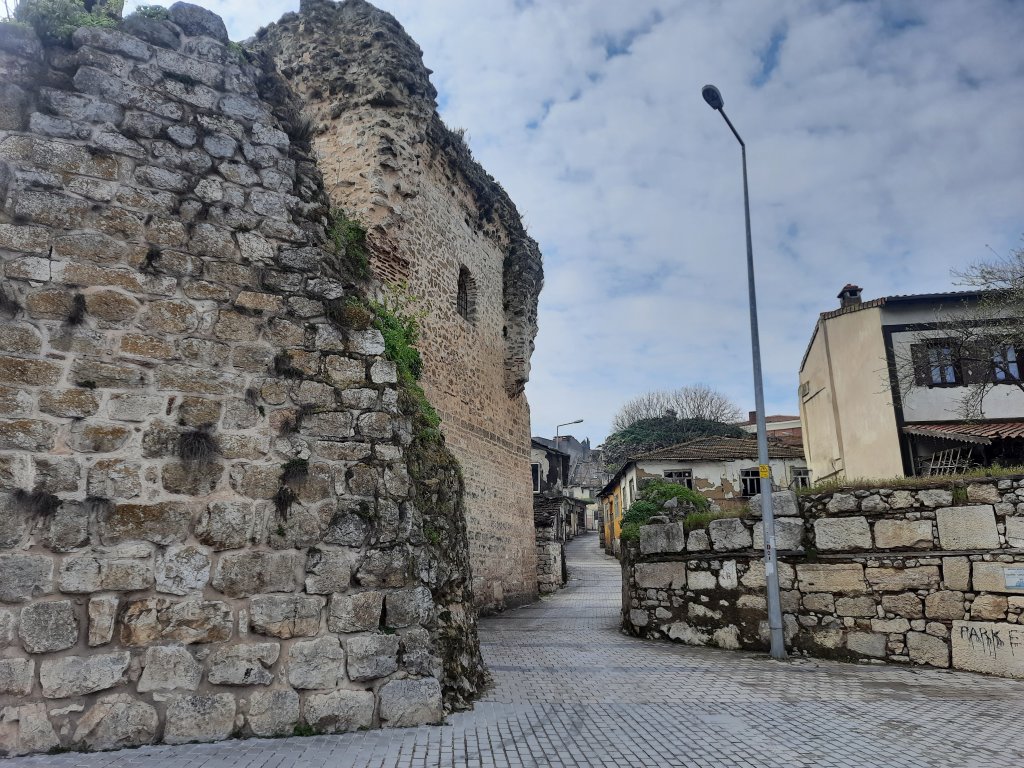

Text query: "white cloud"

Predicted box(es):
[127, 0, 1024, 445]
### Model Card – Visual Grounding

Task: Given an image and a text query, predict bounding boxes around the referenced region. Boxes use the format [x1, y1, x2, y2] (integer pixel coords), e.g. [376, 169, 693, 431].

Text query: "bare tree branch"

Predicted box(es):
[611, 384, 743, 431]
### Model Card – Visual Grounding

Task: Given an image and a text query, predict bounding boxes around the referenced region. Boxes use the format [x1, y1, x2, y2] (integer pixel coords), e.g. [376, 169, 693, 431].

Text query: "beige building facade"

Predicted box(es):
[799, 285, 1024, 481]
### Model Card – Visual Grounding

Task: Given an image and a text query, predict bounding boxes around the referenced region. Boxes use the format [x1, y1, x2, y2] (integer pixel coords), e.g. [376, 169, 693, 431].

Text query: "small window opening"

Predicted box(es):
[740, 468, 761, 497]
[456, 266, 477, 323]
[664, 469, 693, 490]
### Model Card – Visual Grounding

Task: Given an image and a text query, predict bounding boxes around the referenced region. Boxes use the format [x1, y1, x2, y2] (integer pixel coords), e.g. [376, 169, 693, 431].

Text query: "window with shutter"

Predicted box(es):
[911, 340, 961, 386]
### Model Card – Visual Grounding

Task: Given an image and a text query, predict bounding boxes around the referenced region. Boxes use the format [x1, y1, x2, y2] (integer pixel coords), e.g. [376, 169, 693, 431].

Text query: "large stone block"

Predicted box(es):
[249, 594, 324, 638]
[906, 631, 950, 668]
[207, 642, 279, 685]
[19, 600, 78, 653]
[72, 694, 158, 751]
[304, 548, 356, 594]
[943, 556, 971, 590]
[826, 493, 859, 514]
[0, 658, 34, 695]
[881, 593, 923, 619]
[753, 518, 805, 551]
[247, 690, 300, 737]
[1006, 517, 1024, 548]
[966, 483, 1002, 504]
[59, 556, 154, 593]
[835, 596, 876, 617]
[866, 566, 940, 592]
[100, 502, 191, 545]
[39, 652, 130, 698]
[0, 554, 53, 603]
[872, 519, 933, 550]
[379, 678, 443, 727]
[328, 591, 384, 633]
[164, 693, 236, 745]
[195, 501, 261, 550]
[212, 550, 301, 597]
[814, 516, 871, 551]
[749, 489, 800, 517]
[935, 506, 999, 550]
[846, 631, 887, 658]
[639, 522, 686, 555]
[287, 636, 346, 689]
[925, 591, 965, 621]
[120, 597, 232, 645]
[385, 586, 433, 628]
[156, 545, 211, 595]
[952, 620, 1024, 678]
[137, 645, 202, 692]
[796, 563, 868, 594]
[633, 561, 686, 590]
[303, 689, 374, 734]
[971, 594, 1008, 621]
[972, 562, 1024, 594]
[347, 633, 400, 681]
[88, 596, 118, 646]
[917, 489, 953, 508]
[0, 703, 59, 756]
[708, 518, 752, 551]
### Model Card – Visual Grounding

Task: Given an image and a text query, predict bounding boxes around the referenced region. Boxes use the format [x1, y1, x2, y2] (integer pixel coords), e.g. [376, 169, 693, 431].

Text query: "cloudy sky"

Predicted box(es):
[128, 0, 1024, 445]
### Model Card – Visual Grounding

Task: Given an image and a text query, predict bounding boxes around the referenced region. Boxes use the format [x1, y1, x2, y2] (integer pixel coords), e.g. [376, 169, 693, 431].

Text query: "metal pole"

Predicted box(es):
[718, 108, 787, 661]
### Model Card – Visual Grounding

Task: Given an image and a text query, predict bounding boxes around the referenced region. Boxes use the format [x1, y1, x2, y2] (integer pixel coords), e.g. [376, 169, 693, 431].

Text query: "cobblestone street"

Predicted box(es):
[11, 532, 1024, 768]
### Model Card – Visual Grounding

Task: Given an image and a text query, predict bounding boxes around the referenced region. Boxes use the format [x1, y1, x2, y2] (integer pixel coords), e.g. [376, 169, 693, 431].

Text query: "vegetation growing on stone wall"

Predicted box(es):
[371, 286, 440, 441]
[328, 208, 370, 279]
[128, 4, 167, 20]
[619, 480, 717, 542]
[177, 426, 218, 466]
[7, 0, 118, 45]
[798, 465, 1024, 496]
[13, 489, 62, 519]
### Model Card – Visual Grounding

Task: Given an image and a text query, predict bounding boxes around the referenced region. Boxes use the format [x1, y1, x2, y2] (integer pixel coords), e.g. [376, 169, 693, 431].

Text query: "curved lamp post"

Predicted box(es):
[701, 84, 786, 661]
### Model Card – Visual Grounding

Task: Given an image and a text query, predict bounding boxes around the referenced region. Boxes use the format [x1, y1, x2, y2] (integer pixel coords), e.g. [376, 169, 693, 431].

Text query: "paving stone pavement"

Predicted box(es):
[11, 531, 1024, 767]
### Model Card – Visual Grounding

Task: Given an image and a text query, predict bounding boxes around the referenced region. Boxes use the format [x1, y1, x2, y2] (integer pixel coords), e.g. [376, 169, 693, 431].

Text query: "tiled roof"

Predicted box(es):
[636, 436, 805, 462]
[903, 421, 1024, 445]
[735, 414, 801, 427]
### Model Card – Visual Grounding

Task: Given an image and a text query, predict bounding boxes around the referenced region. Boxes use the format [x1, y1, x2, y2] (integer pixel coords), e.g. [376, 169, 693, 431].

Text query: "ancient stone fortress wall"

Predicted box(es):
[0, 2, 484, 756]
[253, 0, 544, 612]
[623, 481, 1024, 678]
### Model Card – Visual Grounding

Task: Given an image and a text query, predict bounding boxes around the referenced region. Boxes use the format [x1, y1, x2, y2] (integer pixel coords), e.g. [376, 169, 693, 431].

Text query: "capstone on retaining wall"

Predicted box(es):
[0, 2, 484, 756]
[623, 481, 1024, 678]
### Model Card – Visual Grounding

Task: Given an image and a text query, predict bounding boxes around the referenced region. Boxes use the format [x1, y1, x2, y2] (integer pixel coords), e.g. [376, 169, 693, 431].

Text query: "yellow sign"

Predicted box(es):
[759, 465, 771, 478]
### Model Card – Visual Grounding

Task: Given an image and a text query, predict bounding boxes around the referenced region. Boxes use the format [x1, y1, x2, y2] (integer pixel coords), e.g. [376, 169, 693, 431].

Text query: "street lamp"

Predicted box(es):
[554, 419, 583, 445]
[701, 84, 786, 661]
[554, 419, 583, 492]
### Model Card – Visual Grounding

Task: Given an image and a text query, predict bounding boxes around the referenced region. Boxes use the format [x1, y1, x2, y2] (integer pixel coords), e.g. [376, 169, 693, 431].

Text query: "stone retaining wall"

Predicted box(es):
[623, 480, 1024, 678]
[0, 2, 483, 756]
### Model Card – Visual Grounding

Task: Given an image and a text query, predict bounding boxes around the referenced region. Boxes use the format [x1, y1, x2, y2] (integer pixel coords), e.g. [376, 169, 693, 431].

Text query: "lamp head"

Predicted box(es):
[702, 84, 724, 110]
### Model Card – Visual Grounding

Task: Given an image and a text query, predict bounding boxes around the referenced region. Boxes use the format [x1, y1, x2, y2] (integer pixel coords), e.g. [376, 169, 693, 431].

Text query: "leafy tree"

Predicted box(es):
[601, 415, 745, 470]
[611, 384, 742, 432]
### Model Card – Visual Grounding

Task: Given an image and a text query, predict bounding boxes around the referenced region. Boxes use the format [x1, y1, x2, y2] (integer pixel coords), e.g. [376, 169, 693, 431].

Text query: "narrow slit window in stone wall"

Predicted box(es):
[457, 265, 477, 323]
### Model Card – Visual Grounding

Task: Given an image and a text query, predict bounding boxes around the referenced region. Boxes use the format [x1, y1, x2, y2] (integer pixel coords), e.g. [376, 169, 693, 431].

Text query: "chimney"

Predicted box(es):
[748, 410, 756, 423]
[837, 284, 863, 308]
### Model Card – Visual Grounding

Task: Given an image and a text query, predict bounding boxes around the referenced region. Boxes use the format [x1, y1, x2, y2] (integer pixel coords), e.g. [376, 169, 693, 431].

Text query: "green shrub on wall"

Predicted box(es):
[370, 286, 440, 442]
[9, 0, 120, 45]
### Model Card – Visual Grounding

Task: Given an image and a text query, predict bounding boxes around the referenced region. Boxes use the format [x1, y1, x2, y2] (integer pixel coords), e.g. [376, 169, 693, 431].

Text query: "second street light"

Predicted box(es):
[701, 84, 786, 661]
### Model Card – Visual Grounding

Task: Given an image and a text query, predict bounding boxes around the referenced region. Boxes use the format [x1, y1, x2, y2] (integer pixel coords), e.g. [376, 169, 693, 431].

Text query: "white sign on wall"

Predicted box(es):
[1005, 567, 1024, 590]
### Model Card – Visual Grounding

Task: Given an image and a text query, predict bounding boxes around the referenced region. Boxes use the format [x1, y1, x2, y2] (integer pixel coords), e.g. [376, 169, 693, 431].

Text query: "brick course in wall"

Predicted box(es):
[623, 481, 1024, 678]
[254, 0, 543, 612]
